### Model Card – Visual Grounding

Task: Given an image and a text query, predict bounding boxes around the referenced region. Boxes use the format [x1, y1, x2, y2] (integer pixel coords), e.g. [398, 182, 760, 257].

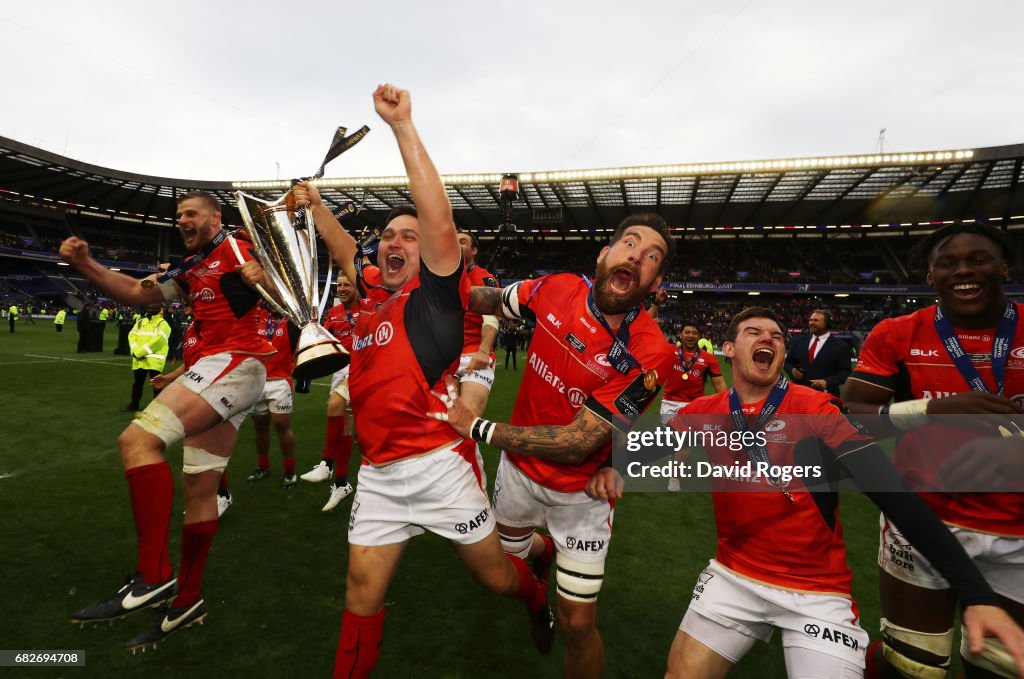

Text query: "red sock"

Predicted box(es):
[125, 462, 174, 584]
[284, 457, 295, 475]
[537, 534, 555, 562]
[334, 608, 384, 679]
[258, 453, 270, 469]
[218, 471, 229, 494]
[172, 519, 218, 608]
[335, 436, 353, 481]
[507, 554, 546, 612]
[864, 639, 883, 679]
[324, 415, 345, 464]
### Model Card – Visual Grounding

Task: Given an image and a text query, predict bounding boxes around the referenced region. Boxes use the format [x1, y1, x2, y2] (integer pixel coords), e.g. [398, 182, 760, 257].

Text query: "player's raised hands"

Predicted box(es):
[292, 181, 322, 209]
[59, 237, 91, 266]
[428, 375, 475, 438]
[373, 83, 411, 127]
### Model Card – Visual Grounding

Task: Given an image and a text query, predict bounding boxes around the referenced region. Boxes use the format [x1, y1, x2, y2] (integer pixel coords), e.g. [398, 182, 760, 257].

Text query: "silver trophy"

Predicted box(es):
[235, 191, 348, 380]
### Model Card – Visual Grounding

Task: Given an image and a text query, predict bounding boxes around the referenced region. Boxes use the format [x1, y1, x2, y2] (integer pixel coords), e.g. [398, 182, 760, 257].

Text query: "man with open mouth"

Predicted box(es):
[59, 191, 275, 652]
[433, 212, 677, 679]
[651, 306, 1024, 679]
[288, 84, 553, 677]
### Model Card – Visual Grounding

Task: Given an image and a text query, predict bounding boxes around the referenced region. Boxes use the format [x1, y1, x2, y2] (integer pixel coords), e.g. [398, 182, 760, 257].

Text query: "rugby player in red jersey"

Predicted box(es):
[300, 273, 362, 512]
[662, 321, 728, 491]
[60, 191, 275, 651]
[646, 307, 1024, 679]
[844, 223, 1024, 679]
[282, 85, 551, 678]
[432, 213, 676, 679]
[246, 306, 300, 488]
[454, 229, 500, 417]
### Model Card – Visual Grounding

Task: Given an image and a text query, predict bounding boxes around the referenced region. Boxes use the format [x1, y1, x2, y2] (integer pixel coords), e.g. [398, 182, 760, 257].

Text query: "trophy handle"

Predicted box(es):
[318, 258, 334, 323]
[227, 235, 292, 319]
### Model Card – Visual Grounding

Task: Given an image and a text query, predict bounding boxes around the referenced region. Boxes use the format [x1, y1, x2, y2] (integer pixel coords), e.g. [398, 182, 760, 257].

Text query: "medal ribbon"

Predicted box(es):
[934, 301, 1016, 395]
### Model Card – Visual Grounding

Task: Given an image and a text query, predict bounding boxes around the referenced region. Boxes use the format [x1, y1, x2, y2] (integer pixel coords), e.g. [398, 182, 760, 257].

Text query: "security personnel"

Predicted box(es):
[697, 336, 714, 354]
[123, 302, 171, 412]
[54, 309, 67, 332]
[8, 304, 17, 333]
[99, 307, 110, 322]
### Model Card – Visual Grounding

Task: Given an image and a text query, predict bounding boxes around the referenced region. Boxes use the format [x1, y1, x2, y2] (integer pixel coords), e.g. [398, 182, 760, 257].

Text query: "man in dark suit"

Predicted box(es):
[784, 309, 853, 397]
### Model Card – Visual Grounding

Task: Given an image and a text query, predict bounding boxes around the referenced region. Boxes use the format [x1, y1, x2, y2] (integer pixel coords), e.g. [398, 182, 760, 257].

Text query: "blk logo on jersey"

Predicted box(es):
[455, 508, 489, 534]
[374, 322, 394, 346]
[546, 312, 563, 329]
[910, 348, 939, 357]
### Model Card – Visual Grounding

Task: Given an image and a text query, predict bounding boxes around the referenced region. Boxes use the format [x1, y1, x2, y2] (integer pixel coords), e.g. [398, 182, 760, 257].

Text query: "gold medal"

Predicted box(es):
[141, 279, 155, 290]
[682, 374, 689, 380]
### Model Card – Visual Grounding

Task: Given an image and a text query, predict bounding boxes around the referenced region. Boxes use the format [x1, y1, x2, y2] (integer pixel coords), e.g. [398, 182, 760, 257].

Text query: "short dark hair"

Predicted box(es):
[910, 222, 1011, 272]
[609, 212, 676, 275]
[810, 309, 831, 330]
[385, 204, 418, 226]
[456, 228, 480, 250]
[679, 320, 700, 333]
[724, 307, 787, 344]
[176, 191, 220, 213]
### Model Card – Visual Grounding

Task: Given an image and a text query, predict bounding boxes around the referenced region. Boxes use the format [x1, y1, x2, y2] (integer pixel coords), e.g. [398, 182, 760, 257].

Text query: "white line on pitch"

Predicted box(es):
[24, 354, 127, 366]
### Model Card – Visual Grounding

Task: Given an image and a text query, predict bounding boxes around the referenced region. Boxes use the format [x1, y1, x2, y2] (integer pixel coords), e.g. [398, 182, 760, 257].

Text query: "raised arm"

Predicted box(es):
[374, 84, 459, 276]
[59, 237, 166, 305]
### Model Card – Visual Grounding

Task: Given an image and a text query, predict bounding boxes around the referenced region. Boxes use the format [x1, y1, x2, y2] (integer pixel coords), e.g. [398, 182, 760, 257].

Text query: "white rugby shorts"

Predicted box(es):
[347, 442, 493, 547]
[660, 399, 689, 425]
[251, 378, 293, 416]
[878, 514, 1024, 603]
[175, 353, 265, 429]
[329, 365, 350, 401]
[456, 352, 495, 390]
[681, 559, 868, 671]
[492, 453, 614, 564]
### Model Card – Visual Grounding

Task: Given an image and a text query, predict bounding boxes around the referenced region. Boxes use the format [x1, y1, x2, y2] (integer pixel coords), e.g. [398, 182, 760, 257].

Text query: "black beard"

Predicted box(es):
[593, 264, 643, 315]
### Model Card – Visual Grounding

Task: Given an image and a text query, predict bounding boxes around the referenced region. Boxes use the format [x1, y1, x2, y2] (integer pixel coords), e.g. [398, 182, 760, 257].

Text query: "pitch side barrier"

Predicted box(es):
[659, 282, 1024, 295]
[612, 413, 1024, 494]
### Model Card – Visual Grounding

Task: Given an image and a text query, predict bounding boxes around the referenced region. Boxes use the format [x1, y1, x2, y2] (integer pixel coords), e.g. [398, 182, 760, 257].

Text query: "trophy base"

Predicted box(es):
[292, 324, 350, 381]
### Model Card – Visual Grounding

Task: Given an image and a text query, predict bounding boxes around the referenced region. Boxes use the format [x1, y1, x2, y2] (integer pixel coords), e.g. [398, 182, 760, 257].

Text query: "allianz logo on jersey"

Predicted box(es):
[352, 322, 394, 351]
[528, 352, 587, 407]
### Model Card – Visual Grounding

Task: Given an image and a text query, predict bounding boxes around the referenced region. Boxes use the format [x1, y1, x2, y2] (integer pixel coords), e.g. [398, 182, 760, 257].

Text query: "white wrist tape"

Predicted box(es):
[887, 398, 931, 431]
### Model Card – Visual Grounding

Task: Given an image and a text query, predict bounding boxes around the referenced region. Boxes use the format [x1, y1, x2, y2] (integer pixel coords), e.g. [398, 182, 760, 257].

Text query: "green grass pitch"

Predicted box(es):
[0, 322, 921, 677]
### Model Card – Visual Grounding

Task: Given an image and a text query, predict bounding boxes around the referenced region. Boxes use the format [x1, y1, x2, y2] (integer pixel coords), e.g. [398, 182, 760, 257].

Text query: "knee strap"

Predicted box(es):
[183, 446, 229, 475]
[555, 554, 604, 603]
[499, 531, 534, 560]
[134, 400, 186, 447]
[960, 626, 1015, 678]
[879, 618, 953, 679]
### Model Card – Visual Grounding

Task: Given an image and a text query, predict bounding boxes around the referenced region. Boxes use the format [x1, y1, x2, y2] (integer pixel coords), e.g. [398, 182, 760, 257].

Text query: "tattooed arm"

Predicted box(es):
[468, 285, 503, 316]
[430, 376, 611, 464]
[488, 407, 613, 464]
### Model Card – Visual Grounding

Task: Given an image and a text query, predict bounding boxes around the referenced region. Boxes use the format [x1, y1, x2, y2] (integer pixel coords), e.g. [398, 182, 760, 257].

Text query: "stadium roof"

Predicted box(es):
[2, 134, 1024, 238]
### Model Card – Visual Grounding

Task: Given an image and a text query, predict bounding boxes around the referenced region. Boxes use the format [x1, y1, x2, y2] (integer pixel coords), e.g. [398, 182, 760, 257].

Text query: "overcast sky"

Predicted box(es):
[3, 1, 1023, 182]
